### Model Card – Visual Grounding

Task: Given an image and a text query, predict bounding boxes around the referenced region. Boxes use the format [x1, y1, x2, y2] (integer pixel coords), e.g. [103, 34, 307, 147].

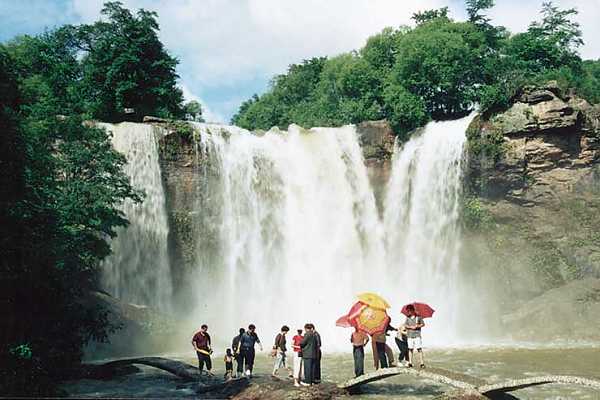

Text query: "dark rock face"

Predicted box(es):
[464, 83, 600, 340]
[468, 82, 600, 204]
[356, 120, 396, 214]
[154, 122, 200, 312]
[82, 292, 179, 359]
[154, 120, 397, 295]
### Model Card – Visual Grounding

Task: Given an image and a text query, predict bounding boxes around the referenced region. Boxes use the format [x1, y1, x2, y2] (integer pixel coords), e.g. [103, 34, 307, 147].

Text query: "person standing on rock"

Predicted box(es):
[240, 324, 263, 377]
[191, 324, 214, 376]
[313, 324, 322, 384]
[372, 331, 389, 369]
[405, 304, 426, 368]
[351, 327, 369, 377]
[300, 323, 318, 386]
[232, 327, 245, 378]
[272, 325, 291, 377]
[292, 328, 304, 387]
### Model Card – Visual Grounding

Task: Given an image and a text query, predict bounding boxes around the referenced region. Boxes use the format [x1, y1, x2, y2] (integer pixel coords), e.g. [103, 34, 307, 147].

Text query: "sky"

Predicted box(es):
[1, 0, 599, 123]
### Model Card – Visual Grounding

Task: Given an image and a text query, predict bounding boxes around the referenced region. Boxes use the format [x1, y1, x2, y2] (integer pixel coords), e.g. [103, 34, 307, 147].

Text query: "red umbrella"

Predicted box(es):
[401, 302, 435, 318]
[336, 301, 366, 327]
[336, 301, 391, 335]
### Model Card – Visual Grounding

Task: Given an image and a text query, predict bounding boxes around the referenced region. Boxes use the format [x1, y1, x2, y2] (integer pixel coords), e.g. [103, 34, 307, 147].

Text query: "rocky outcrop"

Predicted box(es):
[82, 292, 180, 359]
[356, 120, 396, 213]
[468, 82, 600, 204]
[153, 121, 199, 312]
[464, 83, 600, 340]
[501, 279, 600, 341]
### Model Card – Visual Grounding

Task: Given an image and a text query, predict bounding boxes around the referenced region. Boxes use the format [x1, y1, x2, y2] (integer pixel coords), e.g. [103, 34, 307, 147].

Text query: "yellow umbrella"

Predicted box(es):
[357, 292, 390, 310]
[355, 306, 390, 335]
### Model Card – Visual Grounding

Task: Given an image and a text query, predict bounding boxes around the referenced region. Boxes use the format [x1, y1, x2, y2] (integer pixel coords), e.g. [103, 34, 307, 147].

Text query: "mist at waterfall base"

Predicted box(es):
[100, 115, 489, 355]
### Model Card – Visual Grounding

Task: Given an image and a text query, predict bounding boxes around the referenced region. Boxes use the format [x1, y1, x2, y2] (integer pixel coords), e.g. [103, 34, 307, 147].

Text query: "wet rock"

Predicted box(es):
[143, 115, 169, 123]
[200, 375, 348, 400]
[501, 279, 600, 341]
[464, 83, 600, 337]
[356, 120, 396, 214]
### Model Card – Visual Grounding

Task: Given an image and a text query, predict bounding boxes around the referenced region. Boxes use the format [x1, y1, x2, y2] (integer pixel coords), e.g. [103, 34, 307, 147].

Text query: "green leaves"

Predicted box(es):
[233, 1, 599, 137]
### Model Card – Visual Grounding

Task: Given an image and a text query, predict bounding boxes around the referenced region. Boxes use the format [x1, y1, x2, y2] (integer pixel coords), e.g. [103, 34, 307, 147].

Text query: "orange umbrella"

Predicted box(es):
[355, 305, 391, 335]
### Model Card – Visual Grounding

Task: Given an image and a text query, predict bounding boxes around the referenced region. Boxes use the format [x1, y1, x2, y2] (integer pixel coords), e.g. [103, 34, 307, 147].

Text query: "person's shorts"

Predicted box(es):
[407, 337, 422, 350]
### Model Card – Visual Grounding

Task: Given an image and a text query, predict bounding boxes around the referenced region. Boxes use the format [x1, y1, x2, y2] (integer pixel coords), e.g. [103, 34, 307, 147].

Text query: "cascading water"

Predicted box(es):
[191, 124, 386, 348]
[383, 115, 474, 346]
[99, 123, 173, 312]
[188, 115, 473, 349]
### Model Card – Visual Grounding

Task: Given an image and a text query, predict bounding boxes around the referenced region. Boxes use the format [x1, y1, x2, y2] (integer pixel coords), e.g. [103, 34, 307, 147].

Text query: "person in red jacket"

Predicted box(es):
[291, 328, 304, 387]
[191, 324, 213, 376]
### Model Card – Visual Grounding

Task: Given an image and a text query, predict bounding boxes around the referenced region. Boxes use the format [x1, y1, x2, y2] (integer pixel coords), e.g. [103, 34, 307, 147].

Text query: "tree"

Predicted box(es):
[529, 2, 583, 51]
[1, 9, 144, 392]
[390, 19, 488, 119]
[77, 1, 184, 121]
[183, 100, 204, 122]
[382, 81, 429, 139]
[412, 7, 449, 25]
[466, 0, 495, 25]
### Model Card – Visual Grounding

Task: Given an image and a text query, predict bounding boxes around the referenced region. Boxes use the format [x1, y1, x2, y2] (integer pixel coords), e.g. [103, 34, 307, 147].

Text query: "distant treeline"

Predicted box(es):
[232, 1, 600, 139]
[0, 1, 196, 395]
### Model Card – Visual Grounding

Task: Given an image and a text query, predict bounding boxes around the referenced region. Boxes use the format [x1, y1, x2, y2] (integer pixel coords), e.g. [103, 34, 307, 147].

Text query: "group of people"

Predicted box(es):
[191, 305, 426, 385]
[351, 304, 426, 378]
[191, 322, 323, 387]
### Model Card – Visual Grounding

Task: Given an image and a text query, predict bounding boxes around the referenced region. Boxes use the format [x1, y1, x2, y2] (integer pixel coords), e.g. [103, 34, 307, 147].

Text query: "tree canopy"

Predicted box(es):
[0, 1, 181, 395]
[232, 1, 600, 137]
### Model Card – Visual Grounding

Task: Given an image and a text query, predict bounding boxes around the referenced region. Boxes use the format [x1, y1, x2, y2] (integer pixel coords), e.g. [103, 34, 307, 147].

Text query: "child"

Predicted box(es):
[224, 348, 234, 380]
[395, 324, 409, 366]
[292, 329, 304, 387]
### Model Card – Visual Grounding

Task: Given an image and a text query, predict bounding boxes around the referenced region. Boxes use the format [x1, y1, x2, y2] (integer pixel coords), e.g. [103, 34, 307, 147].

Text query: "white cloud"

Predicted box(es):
[67, 0, 600, 119]
[180, 84, 225, 123]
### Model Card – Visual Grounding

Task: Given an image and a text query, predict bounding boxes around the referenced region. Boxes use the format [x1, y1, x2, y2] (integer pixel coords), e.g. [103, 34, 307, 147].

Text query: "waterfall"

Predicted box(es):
[191, 123, 386, 348]
[188, 115, 472, 349]
[100, 122, 172, 311]
[383, 115, 474, 346]
[98, 115, 474, 349]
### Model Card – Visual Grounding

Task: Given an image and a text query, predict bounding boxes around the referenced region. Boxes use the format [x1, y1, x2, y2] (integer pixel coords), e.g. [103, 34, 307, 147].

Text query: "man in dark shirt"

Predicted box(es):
[232, 328, 245, 378]
[300, 323, 319, 386]
[191, 324, 213, 375]
[240, 324, 263, 377]
[313, 325, 322, 384]
[271, 325, 291, 376]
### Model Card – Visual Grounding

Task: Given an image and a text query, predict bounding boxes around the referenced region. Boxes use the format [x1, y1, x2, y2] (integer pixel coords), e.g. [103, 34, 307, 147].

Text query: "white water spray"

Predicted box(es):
[100, 122, 172, 312]
[383, 115, 474, 346]
[188, 116, 473, 349]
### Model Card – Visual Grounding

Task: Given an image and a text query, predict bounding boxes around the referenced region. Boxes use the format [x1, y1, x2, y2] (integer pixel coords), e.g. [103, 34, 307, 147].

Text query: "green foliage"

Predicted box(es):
[10, 344, 33, 360]
[466, 0, 494, 24]
[466, 115, 506, 161]
[412, 7, 450, 25]
[390, 19, 488, 119]
[183, 100, 204, 122]
[462, 197, 493, 230]
[0, 1, 175, 394]
[76, 2, 184, 121]
[171, 120, 195, 142]
[382, 82, 428, 139]
[233, 1, 598, 138]
[4, 2, 184, 123]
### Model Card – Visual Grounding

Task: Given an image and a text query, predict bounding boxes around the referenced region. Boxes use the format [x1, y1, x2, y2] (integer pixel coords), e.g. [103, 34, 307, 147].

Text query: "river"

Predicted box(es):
[63, 346, 600, 399]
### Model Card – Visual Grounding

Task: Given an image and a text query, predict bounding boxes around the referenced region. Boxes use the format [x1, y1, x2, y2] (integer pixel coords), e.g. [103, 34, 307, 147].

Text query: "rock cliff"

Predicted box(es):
[464, 82, 600, 340]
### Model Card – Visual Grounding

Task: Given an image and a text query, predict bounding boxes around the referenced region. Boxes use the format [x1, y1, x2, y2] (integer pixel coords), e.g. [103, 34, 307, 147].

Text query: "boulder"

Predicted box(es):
[501, 279, 600, 341]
